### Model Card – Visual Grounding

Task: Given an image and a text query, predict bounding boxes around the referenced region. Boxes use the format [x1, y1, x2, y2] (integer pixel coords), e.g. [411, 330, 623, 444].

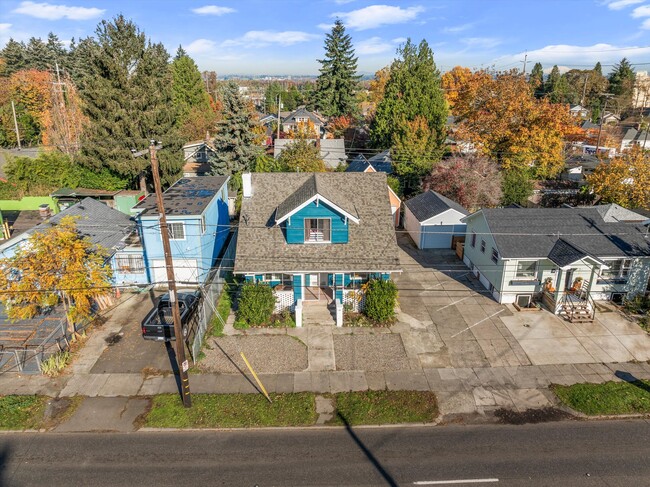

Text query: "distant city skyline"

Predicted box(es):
[2, 0, 650, 75]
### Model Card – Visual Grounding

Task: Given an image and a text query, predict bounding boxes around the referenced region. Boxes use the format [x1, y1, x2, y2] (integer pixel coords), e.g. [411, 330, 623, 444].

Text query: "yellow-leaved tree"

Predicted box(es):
[0, 216, 113, 338]
[586, 145, 650, 209]
[452, 70, 581, 178]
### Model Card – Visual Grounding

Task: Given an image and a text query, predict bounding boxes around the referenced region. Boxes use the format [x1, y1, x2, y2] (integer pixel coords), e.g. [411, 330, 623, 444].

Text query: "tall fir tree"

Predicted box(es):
[0, 39, 27, 76]
[529, 62, 544, 97]
[171, 46, 212, 131]
[25, 37, 55, 71]
[608, 58, 635, 114]
[78, 15, 183, 190]
[370, 38, 448, 191]
[314, 20, 360, 117]
[594, 62, 603, 77]
[209, 81, 261, 177]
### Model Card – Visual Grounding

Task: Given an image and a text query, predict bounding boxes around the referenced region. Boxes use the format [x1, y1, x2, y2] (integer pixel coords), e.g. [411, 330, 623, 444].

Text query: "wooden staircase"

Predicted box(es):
[558, 288, 596, 323]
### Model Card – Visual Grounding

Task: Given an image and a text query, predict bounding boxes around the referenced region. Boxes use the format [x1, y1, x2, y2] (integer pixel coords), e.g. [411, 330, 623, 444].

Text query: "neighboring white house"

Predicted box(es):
[182, 138, 215, 177]
[462, 205, 650, 321]
[404, 191, 468, 249]
[569, 105, 589, 118]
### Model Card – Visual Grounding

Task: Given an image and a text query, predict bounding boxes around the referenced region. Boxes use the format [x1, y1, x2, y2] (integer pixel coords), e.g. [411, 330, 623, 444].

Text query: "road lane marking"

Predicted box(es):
[450, 309, 505, 338]
[414, 481, 498, 485]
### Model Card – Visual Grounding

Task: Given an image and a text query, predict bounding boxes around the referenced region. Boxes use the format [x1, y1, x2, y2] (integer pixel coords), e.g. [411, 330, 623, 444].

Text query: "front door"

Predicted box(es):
[564, 269, 575, 291]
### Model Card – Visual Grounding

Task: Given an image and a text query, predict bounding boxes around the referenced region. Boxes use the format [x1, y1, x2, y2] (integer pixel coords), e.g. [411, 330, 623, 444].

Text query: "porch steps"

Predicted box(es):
[302, 302, 336, 326]
[560, 303, 594, 323]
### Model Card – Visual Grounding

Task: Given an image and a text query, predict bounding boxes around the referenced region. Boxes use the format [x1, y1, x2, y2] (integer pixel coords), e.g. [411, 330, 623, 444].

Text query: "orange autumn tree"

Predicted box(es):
[586, 145, 650, 209]
[453, 70, 580, 178]
[287, 119, 319, 139]
[0, 216, 113, 338]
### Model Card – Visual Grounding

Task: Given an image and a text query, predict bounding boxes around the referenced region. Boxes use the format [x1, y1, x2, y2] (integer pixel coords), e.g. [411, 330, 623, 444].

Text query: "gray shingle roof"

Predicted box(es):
[282, 107, 323, 125]
[547, 239, 589, 267]
[14, 197, 135, 254]
[367, 150, 393, 174]
[133, 176, 228, 217]
[473, 207, 650, 259]
[405, 191, 469, 222]
[235, 172, 401, 274]
[275, 173, 358, 222]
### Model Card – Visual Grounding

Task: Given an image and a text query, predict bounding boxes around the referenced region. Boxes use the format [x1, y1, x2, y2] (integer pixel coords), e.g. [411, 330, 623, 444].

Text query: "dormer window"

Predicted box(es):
[305, 218, 331, 243]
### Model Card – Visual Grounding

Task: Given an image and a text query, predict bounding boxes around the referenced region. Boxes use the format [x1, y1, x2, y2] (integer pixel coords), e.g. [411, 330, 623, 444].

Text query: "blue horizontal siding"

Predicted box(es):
[285, 200, 348, 244]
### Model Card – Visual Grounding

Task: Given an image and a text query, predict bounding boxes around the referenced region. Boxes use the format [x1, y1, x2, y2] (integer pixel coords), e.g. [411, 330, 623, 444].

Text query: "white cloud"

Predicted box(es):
[186, 39, 218, 56]
[318, 23, 335, 31]
[442, 23, 474, 34]
[0, 24, 12, 31]
[391, 37, 407, 44]
[192, 5, 236, 15]
[333, 5, 425, 31]
[495, 43, 650, 67]
[221, 30, 319, 48]
[605, 0, 643, 10]
[632, 4, 650, 16]
[461, 37, 502, 49]
[12, 1, 105, 20]
[356, 36, 392, 55]
[334, 0, 356, 4]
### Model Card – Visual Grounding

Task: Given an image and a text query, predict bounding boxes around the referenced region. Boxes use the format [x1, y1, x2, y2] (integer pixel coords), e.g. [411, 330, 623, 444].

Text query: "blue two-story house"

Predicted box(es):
[234, 172, 401, 317]
[131, 176, 230, 286]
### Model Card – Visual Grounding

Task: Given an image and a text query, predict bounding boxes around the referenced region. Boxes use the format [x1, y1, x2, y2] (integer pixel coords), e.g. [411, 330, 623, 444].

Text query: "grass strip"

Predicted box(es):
[553, 381, 650, 415]
[0, 395, 49, 430]
[328, 390, 438, 425]
[145, 393, 317, 428]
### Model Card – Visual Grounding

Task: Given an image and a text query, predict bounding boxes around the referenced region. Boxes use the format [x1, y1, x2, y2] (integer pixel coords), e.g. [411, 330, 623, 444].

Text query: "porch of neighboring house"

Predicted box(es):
[541, 262, 602, 323]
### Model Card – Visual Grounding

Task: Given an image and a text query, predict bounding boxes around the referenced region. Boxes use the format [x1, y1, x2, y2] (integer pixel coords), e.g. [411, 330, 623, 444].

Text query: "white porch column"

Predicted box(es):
[336, 299, 343, 327]
[295, 299, 303, 328]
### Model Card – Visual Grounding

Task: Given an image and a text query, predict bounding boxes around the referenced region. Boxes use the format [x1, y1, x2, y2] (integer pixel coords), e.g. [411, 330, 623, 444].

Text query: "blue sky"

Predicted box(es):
[1, 0, 650, 75]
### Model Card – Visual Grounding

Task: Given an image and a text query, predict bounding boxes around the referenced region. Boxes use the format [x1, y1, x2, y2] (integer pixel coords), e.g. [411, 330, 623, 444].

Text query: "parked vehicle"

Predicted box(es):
[141, 291, 200, 341]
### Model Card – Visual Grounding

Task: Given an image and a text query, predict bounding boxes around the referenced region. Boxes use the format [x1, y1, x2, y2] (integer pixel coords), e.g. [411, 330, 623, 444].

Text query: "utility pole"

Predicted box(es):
[521, 51, 528, 75]
[133, 141, 192, 408]
[277, 94, 281, 139]
[581, 74, 589, 107]
[595, 94, 614, 156]
[11, 101, 21, 150]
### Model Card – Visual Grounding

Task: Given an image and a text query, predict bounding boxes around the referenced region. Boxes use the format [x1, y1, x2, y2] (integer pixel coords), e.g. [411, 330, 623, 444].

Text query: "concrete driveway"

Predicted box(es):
[394, 233, 650, 368]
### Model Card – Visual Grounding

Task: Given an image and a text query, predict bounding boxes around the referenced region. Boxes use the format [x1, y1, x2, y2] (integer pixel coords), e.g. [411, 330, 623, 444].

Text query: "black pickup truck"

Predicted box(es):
[141, 291, 200, 341]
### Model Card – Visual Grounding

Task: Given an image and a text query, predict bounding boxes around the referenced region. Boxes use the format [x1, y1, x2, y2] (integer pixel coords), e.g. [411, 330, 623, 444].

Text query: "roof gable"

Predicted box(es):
[405, 190, 469, 222]
[275, 174, 359, 224]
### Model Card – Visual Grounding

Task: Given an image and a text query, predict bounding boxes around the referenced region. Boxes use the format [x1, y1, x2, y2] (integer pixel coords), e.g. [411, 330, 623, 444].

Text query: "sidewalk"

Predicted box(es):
[3, 361, 650, 421]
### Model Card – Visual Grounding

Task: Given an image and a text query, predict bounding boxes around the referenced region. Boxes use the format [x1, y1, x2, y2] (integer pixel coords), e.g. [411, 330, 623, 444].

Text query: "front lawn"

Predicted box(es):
[553, 381, 650, 415]
[0, 395, 48, 430]
[145, 393, 317, 428]
[329, 390, 438, 425]
[144, 391, 438, 428]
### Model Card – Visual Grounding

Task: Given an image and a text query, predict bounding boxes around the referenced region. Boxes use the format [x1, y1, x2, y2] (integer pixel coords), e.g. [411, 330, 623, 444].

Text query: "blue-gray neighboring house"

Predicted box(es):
[131, 176, 230, 286]
[346, 150, 393, 174]
[404, 191, 468, 249]
[0, 197, 145, 286]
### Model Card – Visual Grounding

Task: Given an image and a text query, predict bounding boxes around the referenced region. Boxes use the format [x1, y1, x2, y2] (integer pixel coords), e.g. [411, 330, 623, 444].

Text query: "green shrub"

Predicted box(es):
[363, 279, 398, 323]
[236, 282, 275, 326]
[40, 351, 71, 377]
[624, 294, 650, 315]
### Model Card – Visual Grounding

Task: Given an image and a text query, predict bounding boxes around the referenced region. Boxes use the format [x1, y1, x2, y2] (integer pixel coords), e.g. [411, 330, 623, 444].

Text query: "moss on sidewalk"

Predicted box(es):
[553, 381, 650, 415]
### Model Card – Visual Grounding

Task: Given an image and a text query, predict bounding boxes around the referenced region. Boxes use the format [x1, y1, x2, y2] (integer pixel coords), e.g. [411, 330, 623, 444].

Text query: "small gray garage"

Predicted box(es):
[404, 190, 469, 249]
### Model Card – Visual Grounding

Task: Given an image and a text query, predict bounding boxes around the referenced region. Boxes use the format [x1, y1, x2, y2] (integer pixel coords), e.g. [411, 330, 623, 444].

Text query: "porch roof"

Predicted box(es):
[547, 238, 606, 268]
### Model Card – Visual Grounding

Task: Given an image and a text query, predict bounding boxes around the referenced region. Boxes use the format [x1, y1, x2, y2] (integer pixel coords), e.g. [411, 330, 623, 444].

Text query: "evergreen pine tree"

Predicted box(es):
[315, 20, 360, 117]
[608, 58, 635, 96]
[0, 39, 27, 76]
[78, 15, 183, 189]
[25, 37, 54, 71]
[594, 62, 603, 77]
[370, 38, 448, 187]
[171, 46, 212, 127]
[209, 81, 262, 177]
[529, 62, 544, 97]
[46, 33, 69, 70]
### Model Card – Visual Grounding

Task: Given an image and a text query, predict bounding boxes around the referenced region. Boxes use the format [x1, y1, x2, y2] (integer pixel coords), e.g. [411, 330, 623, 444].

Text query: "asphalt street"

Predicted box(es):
[1, 420, 649, 486]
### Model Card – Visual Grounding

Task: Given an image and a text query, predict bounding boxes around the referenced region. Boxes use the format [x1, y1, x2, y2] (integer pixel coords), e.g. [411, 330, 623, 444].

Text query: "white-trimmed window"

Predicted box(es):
[471, 232, 476, 248]
[480, 239, 486, 253]
[115, 255, 145, 274]
[167, 222, 185, 240]
[304, 218, 331, 243]
[491, 248, 499, 264]
[601, 259, 632, 279]
[516, 260, 537, 279]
